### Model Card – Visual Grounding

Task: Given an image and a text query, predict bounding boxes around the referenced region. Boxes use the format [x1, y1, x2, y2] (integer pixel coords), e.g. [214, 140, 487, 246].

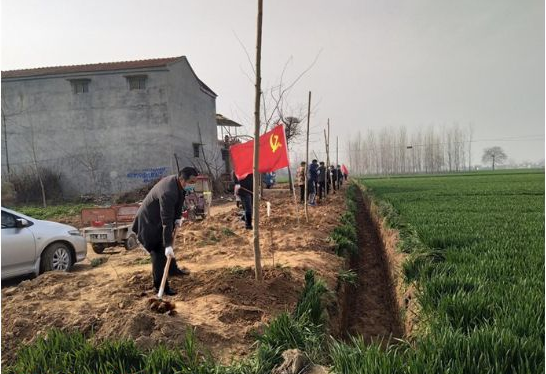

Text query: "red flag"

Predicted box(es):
[230, 125, 290, 180]
[341, 164, 349, 175]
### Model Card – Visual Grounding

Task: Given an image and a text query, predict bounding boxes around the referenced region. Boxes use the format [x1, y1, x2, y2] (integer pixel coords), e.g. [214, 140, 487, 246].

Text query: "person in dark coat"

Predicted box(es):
[330, 165, 337, 193]
[308, 160, 318, 206]
[337, 165, 343, 188]
[309, 159, 319, 187]
[317, 161, 326, 201]
[132, 167, 199, 295]
[234, 173, 253, 229]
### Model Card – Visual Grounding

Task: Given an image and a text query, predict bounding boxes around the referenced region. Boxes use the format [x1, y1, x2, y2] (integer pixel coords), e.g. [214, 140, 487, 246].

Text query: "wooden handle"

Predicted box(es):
[157, 255, 172, 299]
[157, 230, 177, 299]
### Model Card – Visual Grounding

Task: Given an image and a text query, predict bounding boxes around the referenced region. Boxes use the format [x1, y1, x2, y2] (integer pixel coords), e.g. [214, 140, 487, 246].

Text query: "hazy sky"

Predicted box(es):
[2, 0, 544, 164]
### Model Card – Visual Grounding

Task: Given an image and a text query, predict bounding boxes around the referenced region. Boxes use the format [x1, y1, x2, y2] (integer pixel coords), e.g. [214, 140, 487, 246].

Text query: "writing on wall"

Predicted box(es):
[127, 167, 167, 183]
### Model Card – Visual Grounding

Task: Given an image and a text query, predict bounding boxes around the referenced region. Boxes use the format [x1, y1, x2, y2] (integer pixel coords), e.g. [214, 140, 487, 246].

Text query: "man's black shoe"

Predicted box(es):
[154, 287, 177, 296]
[245, 225, 253, 230]
[169, 267, 191, 277]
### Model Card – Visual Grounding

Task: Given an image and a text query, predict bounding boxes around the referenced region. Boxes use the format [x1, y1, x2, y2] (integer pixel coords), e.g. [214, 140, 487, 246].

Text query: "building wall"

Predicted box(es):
[167, 58, 220, 179]
[1, 58, 218, 197]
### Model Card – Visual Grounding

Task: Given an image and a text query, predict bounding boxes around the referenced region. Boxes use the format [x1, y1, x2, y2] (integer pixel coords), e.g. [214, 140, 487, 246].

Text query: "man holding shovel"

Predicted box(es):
[132, 167, 199, 295]
[233, 173, 253, 230]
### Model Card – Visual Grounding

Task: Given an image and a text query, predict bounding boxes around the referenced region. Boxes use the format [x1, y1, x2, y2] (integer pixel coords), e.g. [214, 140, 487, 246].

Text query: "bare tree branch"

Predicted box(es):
[233, 30, 256, 76]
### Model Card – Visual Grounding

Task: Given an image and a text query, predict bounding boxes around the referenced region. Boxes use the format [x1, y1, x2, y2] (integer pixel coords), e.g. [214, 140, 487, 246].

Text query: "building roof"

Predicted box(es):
[216, 114, 242, 127]
[1, 57, 181, 78]
[1, 56, 217, 97]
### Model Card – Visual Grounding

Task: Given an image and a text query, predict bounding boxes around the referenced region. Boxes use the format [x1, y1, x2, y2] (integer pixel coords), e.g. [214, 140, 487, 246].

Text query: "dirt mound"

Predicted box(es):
[114, 180, 158, 204]
[2, 188, 346, 364]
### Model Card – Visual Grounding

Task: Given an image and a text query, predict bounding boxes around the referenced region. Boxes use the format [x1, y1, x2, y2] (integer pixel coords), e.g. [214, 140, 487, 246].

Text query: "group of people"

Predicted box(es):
[296, 160, 347, 206]
[130, 162, 347, 295]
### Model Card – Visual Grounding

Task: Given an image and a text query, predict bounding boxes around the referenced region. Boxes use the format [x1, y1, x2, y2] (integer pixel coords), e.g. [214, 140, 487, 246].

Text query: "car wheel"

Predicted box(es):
[125, 234, 137, 250]
[92, 243, 106, 254]
[41, 242, 73, 273]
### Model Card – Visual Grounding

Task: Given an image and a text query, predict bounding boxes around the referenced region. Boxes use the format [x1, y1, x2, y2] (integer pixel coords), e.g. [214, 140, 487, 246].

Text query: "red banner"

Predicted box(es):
[230, 125, 290, 180]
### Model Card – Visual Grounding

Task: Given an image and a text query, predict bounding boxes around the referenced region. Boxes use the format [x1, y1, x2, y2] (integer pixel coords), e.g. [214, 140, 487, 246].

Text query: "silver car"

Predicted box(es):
[1, 207, 87, 280]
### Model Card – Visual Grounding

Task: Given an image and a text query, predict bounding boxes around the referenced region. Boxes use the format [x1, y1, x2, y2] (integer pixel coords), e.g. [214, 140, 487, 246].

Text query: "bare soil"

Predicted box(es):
[1, 187, 346, 364]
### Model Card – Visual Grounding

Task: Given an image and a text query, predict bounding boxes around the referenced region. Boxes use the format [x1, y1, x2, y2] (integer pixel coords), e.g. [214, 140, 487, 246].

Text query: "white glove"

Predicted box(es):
[175, 219, 183, 227]
[234, 184, 241, 195]
[165, 246, 175, 258]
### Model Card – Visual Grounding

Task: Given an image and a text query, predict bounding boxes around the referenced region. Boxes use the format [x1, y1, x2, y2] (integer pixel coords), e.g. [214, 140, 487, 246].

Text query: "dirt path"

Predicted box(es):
[2, 189, 346, 365]
[346, 187, 403, 343]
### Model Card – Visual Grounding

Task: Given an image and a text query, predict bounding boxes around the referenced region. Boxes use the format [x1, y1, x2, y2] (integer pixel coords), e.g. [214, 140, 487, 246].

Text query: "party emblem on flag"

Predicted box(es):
[270, 134, 282, 153]
[230, 124, 290, 180]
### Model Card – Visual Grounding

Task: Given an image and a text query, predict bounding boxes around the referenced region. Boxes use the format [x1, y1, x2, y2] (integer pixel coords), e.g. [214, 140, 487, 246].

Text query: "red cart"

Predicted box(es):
[81, 204, 139, 254]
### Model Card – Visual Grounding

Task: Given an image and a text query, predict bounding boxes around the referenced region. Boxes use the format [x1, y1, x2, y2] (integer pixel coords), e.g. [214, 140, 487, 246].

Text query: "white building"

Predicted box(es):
[1, 56, 219, 197]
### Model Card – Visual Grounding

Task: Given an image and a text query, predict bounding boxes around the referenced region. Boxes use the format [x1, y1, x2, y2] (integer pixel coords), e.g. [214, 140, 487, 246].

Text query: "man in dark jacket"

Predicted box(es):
[337, 165, 343, 189]
[308, 159, 319, 206]
[132, 167, 199, 295]
[330, 165, 337, 193]
[234, 173, 253, 229]
[317, 161, 326, 201]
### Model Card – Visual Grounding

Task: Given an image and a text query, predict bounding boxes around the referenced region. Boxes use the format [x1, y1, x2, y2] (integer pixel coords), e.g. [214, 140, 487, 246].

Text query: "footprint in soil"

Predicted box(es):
[218, 306, 264, 324]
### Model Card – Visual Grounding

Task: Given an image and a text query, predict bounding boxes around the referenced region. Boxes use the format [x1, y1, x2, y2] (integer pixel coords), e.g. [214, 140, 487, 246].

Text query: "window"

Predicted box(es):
[126, 75, 147, 90]
[193, 143, 201, 158]
[1, 211, 16, 229]
[69, 79, 90, 94]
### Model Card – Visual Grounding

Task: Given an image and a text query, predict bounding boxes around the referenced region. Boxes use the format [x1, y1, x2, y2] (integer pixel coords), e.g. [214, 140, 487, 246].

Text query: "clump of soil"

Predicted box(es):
[2, 187, 346, 364]
[148, 298, 176, 314]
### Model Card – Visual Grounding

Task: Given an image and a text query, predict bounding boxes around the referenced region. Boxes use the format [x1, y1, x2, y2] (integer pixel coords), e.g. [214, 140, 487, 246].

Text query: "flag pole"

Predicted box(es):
[285, 130, 300, 225]
[252, 0, 263, 282]
[304, 91, 311, 223]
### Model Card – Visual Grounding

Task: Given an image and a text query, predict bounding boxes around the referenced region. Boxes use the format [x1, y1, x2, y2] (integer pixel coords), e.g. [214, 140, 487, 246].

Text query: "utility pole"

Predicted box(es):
[327, 120, 330, 194]
[336, 135, 339, 190]
[323, 128, 328, 200]
[336, 136, 339, 167]
[304, 91, 311, 222]
[252, 0, 263, 282]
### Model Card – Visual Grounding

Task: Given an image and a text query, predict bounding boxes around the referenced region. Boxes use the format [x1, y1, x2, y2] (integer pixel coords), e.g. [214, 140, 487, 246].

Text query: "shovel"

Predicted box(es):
[148, 231, 177, 314]
[157, 255, 173, 299]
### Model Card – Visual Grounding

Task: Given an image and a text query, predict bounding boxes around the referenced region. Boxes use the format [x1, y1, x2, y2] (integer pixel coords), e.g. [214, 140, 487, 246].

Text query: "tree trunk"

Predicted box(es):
[287, 167, 293, 193]
[2, 109, 10, 176]
[38, 172, 47, 208]
[304, 91, 311, 223]
[252, 0, 264, 282]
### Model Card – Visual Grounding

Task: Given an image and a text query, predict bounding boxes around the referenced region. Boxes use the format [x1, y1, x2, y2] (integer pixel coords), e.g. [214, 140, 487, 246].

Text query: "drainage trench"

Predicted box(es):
[339, 187, 403, 344]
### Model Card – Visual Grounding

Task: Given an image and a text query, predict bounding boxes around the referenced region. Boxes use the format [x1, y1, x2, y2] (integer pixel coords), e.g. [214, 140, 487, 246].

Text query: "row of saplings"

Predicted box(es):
[5, 184, 370, 374]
